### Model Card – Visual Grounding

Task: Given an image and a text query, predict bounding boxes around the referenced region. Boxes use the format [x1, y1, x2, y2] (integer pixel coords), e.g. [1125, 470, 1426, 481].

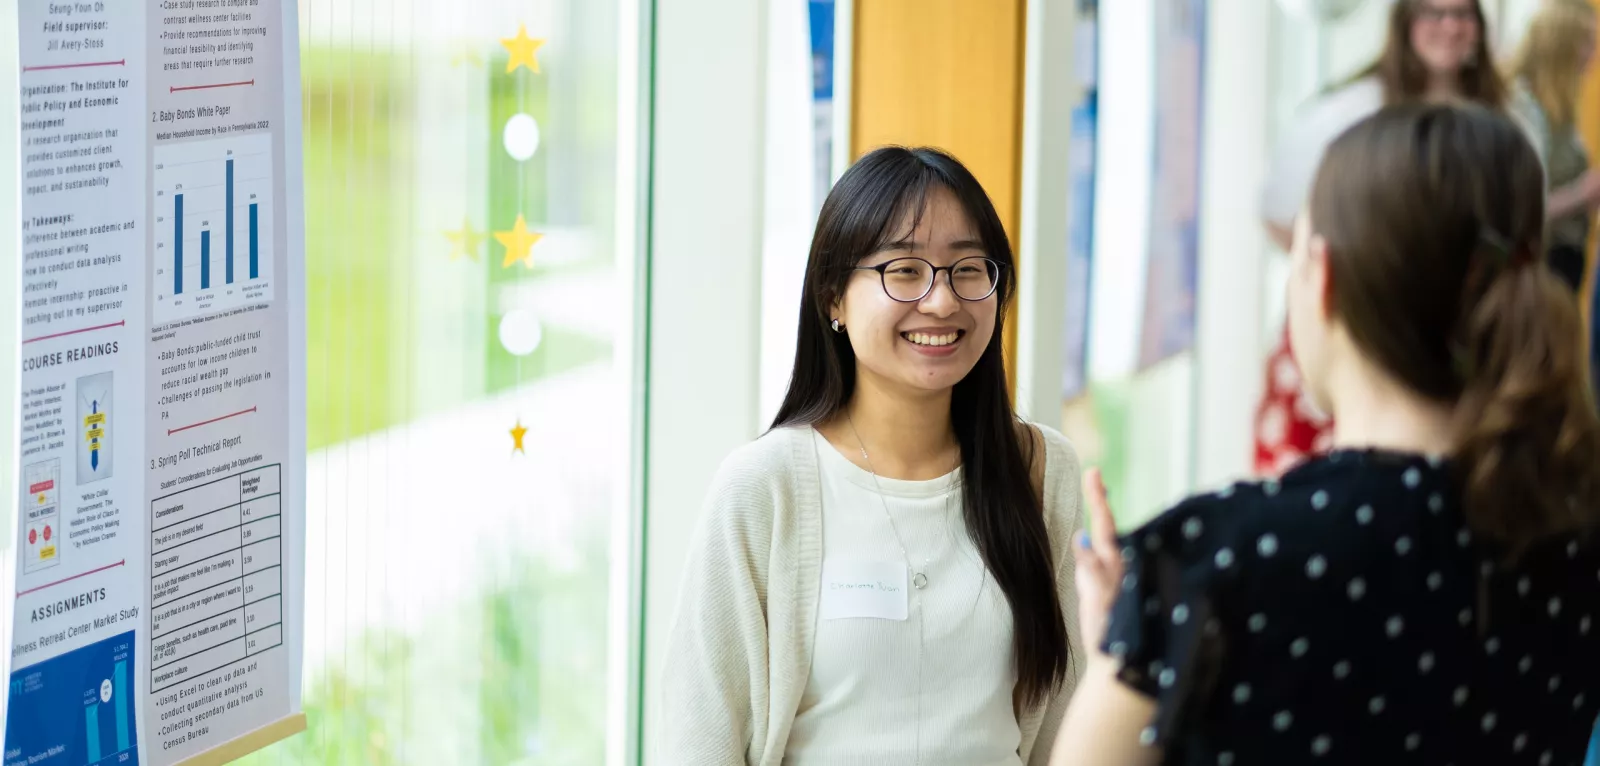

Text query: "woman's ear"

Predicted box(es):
[1309, 234, 1335, 318]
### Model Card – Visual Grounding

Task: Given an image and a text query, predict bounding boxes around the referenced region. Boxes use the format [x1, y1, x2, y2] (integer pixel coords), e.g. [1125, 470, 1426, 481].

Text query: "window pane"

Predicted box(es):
[239, 1, 635, 762]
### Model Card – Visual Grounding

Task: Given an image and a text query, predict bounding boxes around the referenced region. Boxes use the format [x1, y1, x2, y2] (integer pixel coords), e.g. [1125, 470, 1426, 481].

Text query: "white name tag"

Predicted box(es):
[819, 559, 908, 621]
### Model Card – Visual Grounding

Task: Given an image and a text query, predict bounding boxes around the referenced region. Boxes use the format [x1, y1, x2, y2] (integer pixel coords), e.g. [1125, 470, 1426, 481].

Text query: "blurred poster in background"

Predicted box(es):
[1062, 0, 1099, 400]
[809, 0, 836, 219]
[1137, 0, 1206, 369]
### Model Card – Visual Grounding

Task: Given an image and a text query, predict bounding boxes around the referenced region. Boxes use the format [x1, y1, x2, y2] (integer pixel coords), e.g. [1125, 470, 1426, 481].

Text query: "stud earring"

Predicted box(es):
[831, 319, 844, 333]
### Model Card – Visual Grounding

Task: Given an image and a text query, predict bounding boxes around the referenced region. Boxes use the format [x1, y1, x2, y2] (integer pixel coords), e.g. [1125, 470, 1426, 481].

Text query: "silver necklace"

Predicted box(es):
[844, 415, 958, 766]
[845, 416, 957, 588]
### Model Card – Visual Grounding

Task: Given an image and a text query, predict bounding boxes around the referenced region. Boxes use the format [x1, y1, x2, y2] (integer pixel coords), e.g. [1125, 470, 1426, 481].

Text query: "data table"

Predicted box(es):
[149, 464, 283, 693]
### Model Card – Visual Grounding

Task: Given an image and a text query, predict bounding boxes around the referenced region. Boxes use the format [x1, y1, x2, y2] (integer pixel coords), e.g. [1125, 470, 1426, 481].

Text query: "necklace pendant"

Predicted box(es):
[912, 572, 928, 589]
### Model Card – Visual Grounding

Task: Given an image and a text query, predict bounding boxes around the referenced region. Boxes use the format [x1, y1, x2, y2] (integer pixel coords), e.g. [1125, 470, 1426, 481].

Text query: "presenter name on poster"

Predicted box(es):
[39, 1, 110, 28]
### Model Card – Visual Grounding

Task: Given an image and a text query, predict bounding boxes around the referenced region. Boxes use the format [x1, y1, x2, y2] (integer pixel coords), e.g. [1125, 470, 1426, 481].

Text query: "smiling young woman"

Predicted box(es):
[659, 146, 1085, 766]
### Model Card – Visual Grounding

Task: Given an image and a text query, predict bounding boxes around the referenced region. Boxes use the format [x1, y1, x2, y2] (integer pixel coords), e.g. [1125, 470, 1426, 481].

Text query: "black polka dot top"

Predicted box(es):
[1105, 449, 1600, 766]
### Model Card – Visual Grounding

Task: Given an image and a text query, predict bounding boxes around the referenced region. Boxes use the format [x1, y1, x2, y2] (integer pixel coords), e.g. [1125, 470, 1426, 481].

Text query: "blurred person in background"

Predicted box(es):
[1054, 103, 1600, 765]
[1253, 0, 1508, 477]
[659, 147, 1085, 765]
[1505, 0, 1600, 414]
[1508, 0, 1600, 294]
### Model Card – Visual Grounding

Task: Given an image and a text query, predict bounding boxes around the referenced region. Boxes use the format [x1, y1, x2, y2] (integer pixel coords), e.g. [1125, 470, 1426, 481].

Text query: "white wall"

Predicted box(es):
[1194, 0, 1274, 490]
[641, 0, 767, 759]
[1498, 0, 1540, 51]
[1324, 2, 1391, 80]
[1089, 0, 1154, 383]
[757, 0, 815, 427]
[1016, 0, 1078, 427]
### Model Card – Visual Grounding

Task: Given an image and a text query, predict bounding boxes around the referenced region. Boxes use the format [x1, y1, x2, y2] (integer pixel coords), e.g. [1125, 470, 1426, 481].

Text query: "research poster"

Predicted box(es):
[1061, 0, 1098, 401]
[8, 0, 306, 763]
[808, 0, 835, 220]
[1136, 0, 1205, 370]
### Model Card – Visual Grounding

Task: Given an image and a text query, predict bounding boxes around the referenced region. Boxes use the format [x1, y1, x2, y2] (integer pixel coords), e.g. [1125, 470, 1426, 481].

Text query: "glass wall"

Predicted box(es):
[240, 0, 637, 762]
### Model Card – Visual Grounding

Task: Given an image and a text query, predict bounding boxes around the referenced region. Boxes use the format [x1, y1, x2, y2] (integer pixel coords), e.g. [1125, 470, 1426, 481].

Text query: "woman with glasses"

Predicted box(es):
[1054, 103, 1600, 765]
[1253, 0, 1509, 477]
[659, 147, 1083, 765]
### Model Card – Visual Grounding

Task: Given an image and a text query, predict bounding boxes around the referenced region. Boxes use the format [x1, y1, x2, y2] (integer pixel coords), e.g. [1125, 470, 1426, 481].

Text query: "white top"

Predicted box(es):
[1260, 77, 1384, 229]
[783, 430, 1023, 766]
[1261, 78, 1546, 231]
[658, 424, 1086, 766]
[1509, 81, 1552, 164]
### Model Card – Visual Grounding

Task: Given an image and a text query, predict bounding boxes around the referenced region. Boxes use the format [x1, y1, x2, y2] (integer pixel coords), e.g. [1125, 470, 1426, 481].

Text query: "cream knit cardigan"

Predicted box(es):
[658, 423, 1086, 765]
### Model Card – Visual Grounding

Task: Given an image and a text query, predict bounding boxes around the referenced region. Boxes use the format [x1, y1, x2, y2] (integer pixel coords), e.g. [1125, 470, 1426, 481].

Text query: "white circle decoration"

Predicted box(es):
[503, 113, 542, 161]
[498, 309, 544, 357]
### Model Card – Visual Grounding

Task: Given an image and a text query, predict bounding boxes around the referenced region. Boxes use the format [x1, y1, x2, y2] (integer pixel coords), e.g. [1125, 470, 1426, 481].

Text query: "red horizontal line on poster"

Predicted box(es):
[18, 559, 125, 597]
[22, 320, 125, 344]
[169, 406, 257, 435]
[22, 59, 126, 72]
[171, 79, 255, 93]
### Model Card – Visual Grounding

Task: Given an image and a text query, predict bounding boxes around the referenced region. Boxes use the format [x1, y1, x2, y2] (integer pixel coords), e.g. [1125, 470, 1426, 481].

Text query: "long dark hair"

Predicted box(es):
[771, 146, 1070, 705]
[1309, 103, 1600, 557]
[1356, 0, 1508, 108]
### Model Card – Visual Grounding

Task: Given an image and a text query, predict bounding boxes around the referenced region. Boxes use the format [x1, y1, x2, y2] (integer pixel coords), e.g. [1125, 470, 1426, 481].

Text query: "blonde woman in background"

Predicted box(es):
[1508, 0, 1600, 293]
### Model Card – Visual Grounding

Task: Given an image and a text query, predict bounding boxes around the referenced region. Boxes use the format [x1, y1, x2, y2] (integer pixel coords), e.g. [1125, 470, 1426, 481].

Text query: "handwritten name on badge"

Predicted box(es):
[820, 559, 908, 621]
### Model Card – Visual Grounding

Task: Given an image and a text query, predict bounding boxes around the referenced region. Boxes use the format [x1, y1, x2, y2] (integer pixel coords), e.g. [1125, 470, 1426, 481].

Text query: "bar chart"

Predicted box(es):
[83, 656, 131, 763]
[151, 134, 275, 325]
[1, 630, 138, 766]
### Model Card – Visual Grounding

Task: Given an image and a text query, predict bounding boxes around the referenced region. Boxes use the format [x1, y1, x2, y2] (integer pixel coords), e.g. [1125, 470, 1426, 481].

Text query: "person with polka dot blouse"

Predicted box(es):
[1050, 103, 1600, 765]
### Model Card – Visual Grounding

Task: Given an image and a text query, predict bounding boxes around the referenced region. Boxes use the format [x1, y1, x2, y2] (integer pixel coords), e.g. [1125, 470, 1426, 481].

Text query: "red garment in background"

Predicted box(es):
[1253, 323, 1333, 477]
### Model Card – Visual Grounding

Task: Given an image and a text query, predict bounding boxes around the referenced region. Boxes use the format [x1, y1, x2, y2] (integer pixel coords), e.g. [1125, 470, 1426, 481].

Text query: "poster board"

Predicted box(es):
[5, 0, 306, 762]
[809, 0, 836, 219]
[1135, 0, 1206, 370]
[1061, 0, 1098, 401]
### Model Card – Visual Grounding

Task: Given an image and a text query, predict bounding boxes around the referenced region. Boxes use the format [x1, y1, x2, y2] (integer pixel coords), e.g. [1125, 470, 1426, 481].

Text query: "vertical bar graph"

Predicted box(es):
[1, 633, 139, 766]
[114, 659, 129, 752]
[226, 158, 234, 284]
[174, 194, 184, 295]
[250, 203, 259, 279]
[152, 133, 275, 324]
[84, 703, 101, 762]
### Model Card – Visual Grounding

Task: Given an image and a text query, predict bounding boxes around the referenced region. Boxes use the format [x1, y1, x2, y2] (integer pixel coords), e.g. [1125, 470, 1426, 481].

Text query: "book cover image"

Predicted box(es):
[76, 372, 114, 485]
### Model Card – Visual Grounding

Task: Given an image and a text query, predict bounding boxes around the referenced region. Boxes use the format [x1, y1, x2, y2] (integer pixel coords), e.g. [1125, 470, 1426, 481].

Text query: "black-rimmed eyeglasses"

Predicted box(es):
[1415, 3, 1476, 24]
[853, 257, 1005, 303]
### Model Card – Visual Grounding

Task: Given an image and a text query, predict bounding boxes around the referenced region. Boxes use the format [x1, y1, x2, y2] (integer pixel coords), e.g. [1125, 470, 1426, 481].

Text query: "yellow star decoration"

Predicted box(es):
[450, 41, 482, 68]
[501, 25, 545, 74]
[444, 218, 485, 261]
[495, 214, 543, 269]
[510, 419, 528, 454]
